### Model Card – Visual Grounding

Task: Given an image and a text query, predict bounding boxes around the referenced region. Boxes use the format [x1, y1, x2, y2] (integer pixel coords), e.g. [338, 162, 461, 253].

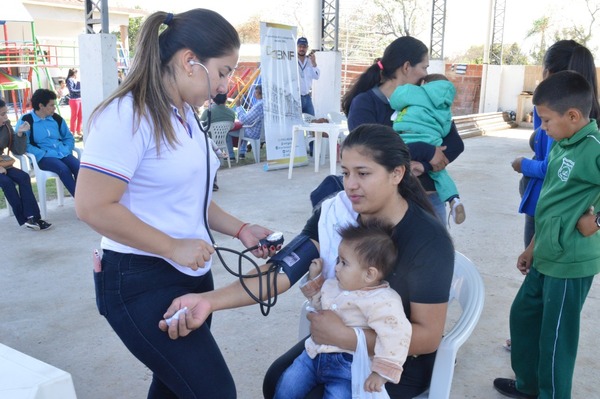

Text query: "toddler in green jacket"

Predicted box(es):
[390, 74, 465, 226]
[494, 70, 600, 399]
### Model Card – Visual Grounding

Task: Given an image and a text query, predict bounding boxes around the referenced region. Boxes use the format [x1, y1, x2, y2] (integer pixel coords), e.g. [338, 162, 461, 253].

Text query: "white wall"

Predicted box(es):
[498, 65, 526, 113]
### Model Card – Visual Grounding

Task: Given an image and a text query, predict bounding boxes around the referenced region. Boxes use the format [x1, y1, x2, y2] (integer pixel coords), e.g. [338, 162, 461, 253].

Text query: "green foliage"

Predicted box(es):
[445, 42, 528, 65]
[127, 16, 144, 57]
[446, 45, 484, 64]
[503, 43, 530, 65]
[111, 15, 143, 57]
[526, 16, 551, 65]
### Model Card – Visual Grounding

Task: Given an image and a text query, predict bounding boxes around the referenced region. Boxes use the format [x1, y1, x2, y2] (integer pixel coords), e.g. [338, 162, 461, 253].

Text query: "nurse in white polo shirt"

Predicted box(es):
[75, 9, 275, 399]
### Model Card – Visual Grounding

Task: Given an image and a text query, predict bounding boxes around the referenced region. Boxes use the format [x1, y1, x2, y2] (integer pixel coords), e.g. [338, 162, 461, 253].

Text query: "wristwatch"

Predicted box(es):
[595, 211, 600, 228]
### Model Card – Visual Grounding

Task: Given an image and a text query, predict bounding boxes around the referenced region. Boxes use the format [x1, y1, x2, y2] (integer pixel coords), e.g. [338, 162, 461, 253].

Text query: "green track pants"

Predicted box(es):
[509, 267, 594, 399]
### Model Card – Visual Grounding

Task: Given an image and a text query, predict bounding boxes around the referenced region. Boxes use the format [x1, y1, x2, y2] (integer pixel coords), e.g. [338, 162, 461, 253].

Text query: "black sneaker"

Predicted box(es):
[37, 219, 53, 231]
[493, 378, 537, 398]
[24, 217, 41, 231]
[239, 154, 245, 160]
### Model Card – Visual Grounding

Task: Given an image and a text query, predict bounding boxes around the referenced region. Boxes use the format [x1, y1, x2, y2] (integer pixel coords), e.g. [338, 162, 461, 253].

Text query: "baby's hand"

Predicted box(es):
[308, 258, 323, 279]
[364, 372, 387, 393]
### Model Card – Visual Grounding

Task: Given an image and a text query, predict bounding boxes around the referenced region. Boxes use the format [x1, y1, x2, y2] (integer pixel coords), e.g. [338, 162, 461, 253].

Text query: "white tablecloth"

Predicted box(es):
[0, 343, 77, 399]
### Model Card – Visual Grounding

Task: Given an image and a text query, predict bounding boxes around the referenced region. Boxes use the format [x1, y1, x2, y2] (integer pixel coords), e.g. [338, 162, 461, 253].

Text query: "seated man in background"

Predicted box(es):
[200, 93, 236, 191]
[200, 93, 236, 127]
[227, 85, 264, 161]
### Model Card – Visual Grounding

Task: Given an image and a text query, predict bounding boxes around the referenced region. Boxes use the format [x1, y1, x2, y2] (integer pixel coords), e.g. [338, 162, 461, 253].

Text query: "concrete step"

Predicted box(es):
[453, 112, 518, 138]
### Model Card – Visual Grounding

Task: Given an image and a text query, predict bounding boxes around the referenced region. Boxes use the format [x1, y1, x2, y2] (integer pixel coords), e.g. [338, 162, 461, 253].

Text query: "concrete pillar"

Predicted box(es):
[482, 64, 502, 112]
[78, 33, 118, 141]
[312, 50, 342, 119]
[311, 0, 322, 49]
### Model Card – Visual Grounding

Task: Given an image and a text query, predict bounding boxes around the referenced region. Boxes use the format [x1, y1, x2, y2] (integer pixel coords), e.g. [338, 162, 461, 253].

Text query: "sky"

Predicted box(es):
[113, 0, 598, 58]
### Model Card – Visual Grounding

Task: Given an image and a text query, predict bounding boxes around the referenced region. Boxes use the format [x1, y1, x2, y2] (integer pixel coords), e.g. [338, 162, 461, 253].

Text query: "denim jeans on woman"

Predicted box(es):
[427, 192, 446, 226]
[96, 250, 236, 399]
[0, 167, 40, 225]
[274, 349, 353, 399]
[38, 154, 79, 197]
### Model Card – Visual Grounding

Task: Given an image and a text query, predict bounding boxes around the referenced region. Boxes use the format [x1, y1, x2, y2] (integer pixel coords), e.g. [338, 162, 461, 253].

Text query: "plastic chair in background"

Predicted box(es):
[297, 251, 485, 399]
[327, 111, 347, 125]
[208, 121, 235, 168]
[16, 147, 82, 219]
[301, 113, 328, 165]
[237, 120, 264, 164]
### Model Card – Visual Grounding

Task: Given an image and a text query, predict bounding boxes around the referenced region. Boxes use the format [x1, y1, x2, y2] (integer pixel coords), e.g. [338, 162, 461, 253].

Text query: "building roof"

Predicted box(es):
[23, 0, 147, 17]
[2, 0, 34, 22]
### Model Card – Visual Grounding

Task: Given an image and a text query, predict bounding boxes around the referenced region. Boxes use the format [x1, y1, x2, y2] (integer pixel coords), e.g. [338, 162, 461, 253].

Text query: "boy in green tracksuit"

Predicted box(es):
[494, 70, 600, 399]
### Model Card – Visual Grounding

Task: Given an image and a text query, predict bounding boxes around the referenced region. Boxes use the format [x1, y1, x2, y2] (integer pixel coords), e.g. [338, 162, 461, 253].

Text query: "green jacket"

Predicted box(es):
[200, 104, 236, 125]
[390, 80, 455, 144]
[534, 120, 600, 278]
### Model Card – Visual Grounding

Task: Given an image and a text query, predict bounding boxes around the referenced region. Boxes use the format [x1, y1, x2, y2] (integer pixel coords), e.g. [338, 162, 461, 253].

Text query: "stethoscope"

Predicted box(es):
[189, 60, 212, 135]
[189, 60, 283, 315]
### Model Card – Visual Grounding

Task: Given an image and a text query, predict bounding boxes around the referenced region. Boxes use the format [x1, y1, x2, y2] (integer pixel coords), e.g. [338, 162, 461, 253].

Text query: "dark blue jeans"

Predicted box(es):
[274, 350, 352, 399]
[38, 154, 79, 197]
[427, 192, 446, 226]
[264, 337, 430, 399]
[301, 94, 315, 116]
[96, 250, 236, 399]
[0, 167, 40, 225]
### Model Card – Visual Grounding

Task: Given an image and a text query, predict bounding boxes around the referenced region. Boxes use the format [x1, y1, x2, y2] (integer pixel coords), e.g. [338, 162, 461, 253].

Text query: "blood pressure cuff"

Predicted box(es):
[270, 234, 319, 286]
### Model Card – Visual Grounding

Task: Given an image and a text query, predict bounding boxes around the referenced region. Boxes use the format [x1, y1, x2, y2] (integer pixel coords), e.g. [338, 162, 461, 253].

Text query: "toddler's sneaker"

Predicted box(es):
[448, 198, 466, 225]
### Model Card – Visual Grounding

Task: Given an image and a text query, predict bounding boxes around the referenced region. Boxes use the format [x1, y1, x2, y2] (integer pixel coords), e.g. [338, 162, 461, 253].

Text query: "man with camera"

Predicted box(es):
[296, 37, 320, 116]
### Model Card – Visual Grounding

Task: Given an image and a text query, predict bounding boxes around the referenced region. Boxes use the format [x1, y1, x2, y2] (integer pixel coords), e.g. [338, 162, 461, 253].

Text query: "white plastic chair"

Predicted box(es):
[301, 113, 328, 165]
[327, 111, 348, 125]
[237, 120, 264, 164]
[208, 121, 235, 168]
[413, 251, 485, 399]
[16, 147, 82, 219]
[297, 251, 485, 399]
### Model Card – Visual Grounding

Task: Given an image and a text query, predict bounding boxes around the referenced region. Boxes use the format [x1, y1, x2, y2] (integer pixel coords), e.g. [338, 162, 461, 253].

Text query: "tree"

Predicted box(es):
[127, 16, 144, 57]
[111, 15, 143, 57]
[445, 45, 484, 64]
[551, 0, 600, 51]
[371, 0, 428, 38]
[502, 43, 529, 65]
[526, 16, 551, 65]
[447, 43, 528, 65]
[236, 15, 261, 44]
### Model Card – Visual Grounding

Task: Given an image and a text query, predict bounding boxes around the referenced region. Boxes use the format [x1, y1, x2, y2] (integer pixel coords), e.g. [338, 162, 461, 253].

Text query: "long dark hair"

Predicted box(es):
[89, 9, 240, 153]
[341, 36, 428, 115]
[66, 68, 77, 80]
[544, 40, 600, 124]
[341, 123, 435, 216]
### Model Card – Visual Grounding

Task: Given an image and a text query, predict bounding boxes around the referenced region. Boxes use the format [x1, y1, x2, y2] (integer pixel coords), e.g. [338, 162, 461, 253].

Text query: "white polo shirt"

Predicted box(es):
[81, 94, 220, 276]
